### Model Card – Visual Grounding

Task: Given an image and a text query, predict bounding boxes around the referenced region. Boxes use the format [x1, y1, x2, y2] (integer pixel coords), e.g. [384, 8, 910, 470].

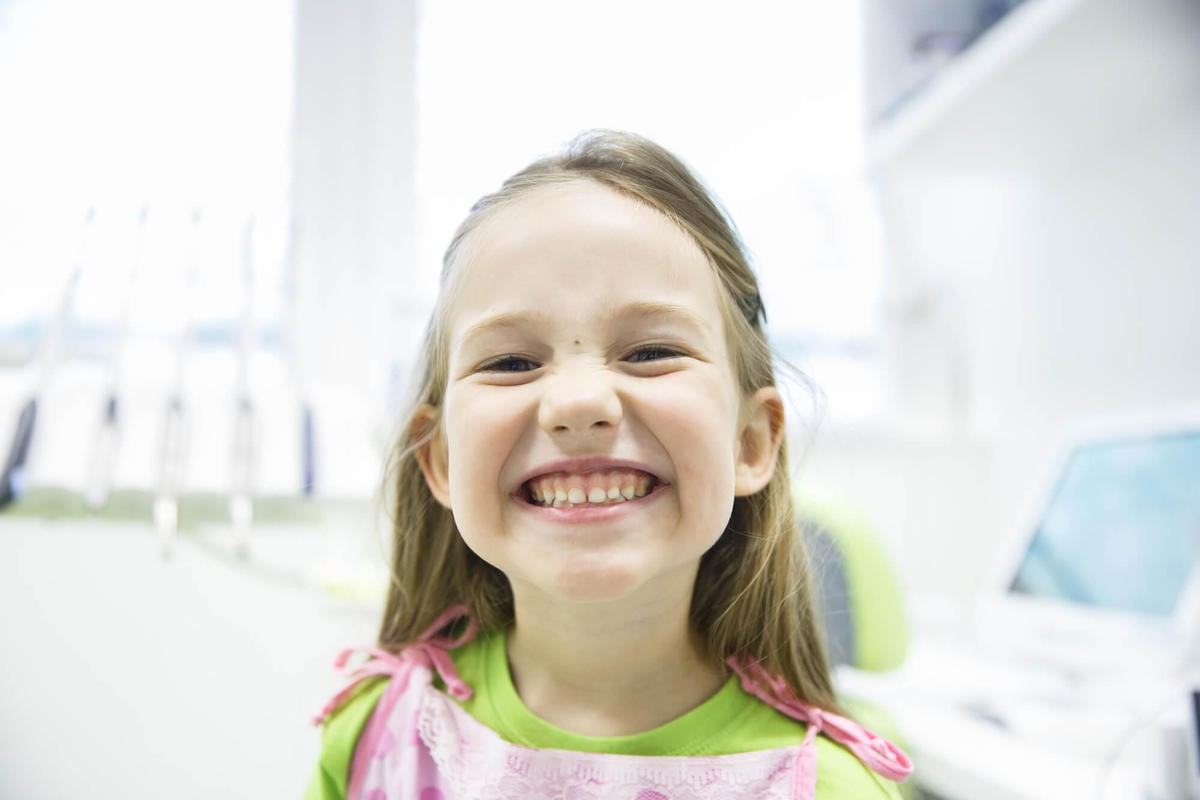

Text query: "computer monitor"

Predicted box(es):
[978, 410, 1200, 681]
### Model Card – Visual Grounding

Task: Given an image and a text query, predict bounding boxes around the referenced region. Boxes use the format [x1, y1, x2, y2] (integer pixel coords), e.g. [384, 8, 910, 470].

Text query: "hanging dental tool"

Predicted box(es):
[301, 398, 315, 498]
[229, 215, 257, 559]
[154, 207, 200, 559]
[85, 204, 149, 510]
[282, 214, 316, 497]
[0, 207, 94, 509]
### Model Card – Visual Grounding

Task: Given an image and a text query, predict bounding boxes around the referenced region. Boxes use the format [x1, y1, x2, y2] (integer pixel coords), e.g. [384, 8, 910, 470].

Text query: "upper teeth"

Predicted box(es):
[526, 469, 658, 507]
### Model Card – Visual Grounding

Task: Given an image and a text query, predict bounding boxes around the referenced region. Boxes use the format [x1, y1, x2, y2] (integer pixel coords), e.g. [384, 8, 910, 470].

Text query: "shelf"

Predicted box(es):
[866, 0, 1087, 169]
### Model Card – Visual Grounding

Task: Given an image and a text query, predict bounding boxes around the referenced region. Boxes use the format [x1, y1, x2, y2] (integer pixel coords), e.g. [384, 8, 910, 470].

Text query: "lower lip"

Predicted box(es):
[511, 481, 670, 522]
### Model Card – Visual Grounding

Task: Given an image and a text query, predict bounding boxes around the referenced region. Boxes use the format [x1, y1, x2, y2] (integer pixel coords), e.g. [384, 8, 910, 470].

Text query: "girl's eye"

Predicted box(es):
[478, 345, 683, 373]
[626, 345, 683, 363]
[480, 355, 539, 373]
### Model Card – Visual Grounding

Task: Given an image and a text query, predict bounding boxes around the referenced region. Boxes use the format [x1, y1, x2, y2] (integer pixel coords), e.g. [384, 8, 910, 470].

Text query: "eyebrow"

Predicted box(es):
[455, 301, 711, 353]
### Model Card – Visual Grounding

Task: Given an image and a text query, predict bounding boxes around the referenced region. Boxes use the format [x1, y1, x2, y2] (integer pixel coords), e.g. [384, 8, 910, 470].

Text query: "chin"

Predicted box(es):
[545, 560, 646, 603]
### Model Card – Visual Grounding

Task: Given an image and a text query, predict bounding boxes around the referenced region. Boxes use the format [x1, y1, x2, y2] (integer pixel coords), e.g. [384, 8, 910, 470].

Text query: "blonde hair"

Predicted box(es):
[379, 129, 846, 717]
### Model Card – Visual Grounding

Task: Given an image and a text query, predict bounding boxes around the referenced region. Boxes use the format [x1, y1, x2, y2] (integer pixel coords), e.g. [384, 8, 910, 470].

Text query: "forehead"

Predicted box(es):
[449, 180, 726, 350]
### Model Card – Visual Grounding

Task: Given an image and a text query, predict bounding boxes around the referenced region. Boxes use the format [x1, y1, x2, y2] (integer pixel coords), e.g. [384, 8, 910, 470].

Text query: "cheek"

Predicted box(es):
[444, 389, 518, 490]
[650, 379, 739, 481]
[649, 372, 732, 431]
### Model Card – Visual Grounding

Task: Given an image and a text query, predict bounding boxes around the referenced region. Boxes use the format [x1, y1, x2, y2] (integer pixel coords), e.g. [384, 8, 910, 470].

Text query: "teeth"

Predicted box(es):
[527, 472, 657, 508]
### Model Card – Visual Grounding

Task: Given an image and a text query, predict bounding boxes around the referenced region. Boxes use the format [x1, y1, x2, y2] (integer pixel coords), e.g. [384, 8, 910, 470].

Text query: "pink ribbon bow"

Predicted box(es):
[312, 604, 479, 726]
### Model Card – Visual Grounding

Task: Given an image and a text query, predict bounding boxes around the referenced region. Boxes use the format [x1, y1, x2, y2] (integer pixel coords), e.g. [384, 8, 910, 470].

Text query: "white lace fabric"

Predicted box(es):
[361, 662, 817, 800]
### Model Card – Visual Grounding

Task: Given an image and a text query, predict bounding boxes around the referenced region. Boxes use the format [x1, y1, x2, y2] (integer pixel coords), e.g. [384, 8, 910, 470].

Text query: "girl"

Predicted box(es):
[305, 129, 913, 799]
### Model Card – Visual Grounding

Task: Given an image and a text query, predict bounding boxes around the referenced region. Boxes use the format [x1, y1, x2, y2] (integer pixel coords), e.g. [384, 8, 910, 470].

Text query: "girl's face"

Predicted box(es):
[417, 179, 783, 608]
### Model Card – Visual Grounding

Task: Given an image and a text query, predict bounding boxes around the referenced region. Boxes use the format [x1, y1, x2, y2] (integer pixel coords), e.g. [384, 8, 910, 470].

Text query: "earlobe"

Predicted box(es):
[733, 387, 786, 497]
[412, 404, 452, 509]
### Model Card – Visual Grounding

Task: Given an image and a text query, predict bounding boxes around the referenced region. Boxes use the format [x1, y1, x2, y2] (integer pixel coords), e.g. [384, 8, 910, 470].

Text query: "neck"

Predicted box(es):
[505, 579, 727, 737]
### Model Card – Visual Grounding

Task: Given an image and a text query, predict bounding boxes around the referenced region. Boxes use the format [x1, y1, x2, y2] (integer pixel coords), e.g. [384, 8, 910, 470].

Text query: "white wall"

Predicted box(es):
[828, 0, 1200, 625]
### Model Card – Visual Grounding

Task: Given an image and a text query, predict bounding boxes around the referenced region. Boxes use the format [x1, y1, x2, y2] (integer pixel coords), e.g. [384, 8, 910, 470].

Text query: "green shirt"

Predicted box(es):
[304, 628, 903, 799]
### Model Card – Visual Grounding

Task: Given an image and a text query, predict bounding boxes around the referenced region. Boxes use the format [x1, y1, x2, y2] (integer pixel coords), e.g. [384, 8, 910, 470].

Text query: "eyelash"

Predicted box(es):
[478, 345, 684, 373]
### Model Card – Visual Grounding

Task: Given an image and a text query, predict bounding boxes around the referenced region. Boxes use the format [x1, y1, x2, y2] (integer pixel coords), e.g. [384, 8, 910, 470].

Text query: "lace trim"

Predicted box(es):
[416, 682, 809, 799]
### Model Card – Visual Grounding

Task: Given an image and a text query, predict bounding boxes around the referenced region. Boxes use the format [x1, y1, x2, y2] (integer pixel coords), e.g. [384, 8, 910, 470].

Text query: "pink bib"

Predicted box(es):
[312, 606, 913, 800]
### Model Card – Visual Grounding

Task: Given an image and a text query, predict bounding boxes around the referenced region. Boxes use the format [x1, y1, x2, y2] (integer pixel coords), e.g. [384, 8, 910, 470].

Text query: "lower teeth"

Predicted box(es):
[539, 498, 628, 508]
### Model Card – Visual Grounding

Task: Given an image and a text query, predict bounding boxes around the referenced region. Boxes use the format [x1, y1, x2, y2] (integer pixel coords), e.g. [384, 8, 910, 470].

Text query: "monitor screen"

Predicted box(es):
[1008, 430, 1200, 618]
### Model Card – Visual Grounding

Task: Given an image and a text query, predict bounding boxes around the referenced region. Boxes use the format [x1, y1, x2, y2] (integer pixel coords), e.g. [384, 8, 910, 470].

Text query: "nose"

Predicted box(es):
[538, 362, 623, 436]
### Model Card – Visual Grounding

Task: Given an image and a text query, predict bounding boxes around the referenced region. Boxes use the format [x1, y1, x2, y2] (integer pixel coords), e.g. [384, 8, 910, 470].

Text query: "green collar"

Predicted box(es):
[466, 627, 748, 756]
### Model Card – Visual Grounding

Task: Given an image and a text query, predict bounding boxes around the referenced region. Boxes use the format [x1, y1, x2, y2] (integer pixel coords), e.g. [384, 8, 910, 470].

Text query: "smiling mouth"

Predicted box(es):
[519, 476, 663, 508]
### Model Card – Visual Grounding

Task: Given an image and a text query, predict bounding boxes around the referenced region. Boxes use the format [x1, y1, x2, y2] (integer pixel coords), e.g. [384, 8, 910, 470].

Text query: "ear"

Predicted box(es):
[412, 403, 452, 509]
[733, 386, 786, 497]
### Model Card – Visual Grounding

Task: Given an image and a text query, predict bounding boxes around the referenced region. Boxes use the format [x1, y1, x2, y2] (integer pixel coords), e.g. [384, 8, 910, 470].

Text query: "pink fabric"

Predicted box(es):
[311, 605, 478, 727]
[313, 606, 913, 799]
[312, 605, 478, 800]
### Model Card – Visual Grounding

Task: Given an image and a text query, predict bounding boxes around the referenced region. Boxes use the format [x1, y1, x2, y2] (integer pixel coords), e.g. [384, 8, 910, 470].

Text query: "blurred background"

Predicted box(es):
[1, 0, 1198, 798]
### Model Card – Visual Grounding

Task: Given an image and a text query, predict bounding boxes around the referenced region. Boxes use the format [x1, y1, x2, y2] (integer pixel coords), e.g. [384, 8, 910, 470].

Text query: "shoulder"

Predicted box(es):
[730, 696, 905, 799]
[307, 677, 390, 800]
[306, 633, 494, 799]
[813, 736, 905, 800]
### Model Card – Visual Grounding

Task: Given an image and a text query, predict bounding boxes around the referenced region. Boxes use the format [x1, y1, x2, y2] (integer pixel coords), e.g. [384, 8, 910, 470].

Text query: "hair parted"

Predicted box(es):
[378, 128, 846, 716]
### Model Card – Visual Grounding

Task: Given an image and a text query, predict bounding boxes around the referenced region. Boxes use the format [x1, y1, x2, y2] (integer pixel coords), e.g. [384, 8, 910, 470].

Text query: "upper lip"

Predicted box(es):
[513, 457, 669, 493]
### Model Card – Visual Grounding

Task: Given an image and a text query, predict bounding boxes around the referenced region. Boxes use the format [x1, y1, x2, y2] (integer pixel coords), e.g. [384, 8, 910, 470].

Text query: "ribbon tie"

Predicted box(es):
[312, 604, 479, 726]
[312, 609, 912, 786]
[727, 655, 913, 783]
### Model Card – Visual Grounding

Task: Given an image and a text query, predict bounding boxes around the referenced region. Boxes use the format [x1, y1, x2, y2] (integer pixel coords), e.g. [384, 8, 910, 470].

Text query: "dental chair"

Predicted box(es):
[797, 493, 915, 799]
